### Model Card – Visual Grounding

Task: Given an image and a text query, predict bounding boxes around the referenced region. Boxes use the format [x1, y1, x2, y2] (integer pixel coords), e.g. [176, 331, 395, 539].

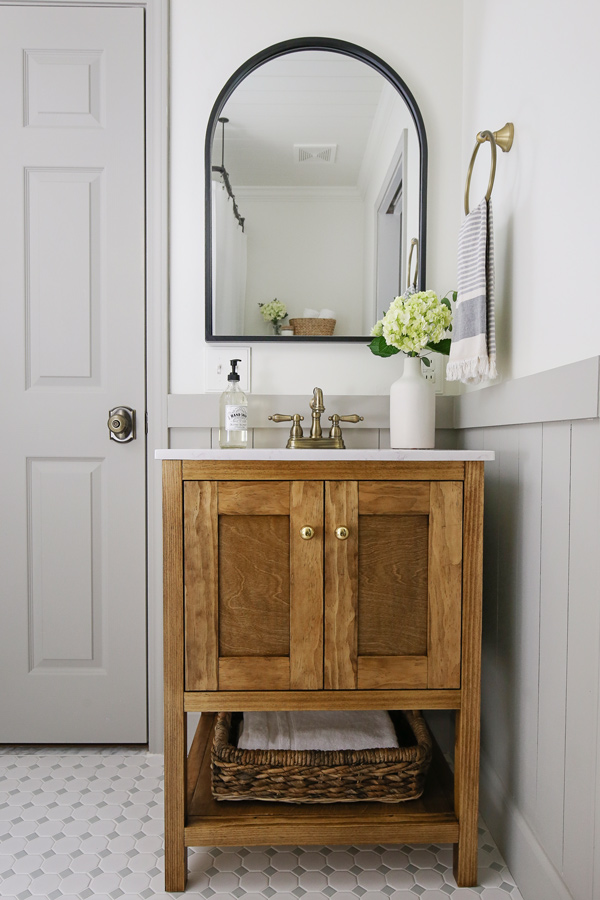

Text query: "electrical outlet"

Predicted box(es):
[205, 347, 251, 392]
[421, 357, 436, 383]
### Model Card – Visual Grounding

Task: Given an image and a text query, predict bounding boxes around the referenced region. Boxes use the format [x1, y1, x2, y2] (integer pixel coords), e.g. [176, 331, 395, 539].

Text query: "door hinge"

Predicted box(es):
[145, 411, 149, 435]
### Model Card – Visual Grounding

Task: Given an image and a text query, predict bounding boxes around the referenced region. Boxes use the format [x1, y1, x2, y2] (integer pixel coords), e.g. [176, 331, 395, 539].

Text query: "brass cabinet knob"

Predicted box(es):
[335, 526, 349, 540]
[300, 526, 315, 540]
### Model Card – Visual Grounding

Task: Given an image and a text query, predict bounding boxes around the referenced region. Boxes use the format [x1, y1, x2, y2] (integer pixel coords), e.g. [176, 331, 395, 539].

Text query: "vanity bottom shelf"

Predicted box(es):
[185, 713, 458, 848]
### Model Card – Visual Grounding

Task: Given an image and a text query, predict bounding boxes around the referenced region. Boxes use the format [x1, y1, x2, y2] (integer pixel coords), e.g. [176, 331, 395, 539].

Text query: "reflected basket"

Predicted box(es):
[289, 317, 336, 336]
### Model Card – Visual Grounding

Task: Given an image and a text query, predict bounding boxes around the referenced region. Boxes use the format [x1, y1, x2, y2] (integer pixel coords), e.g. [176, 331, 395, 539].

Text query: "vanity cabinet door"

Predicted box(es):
[324, 480, 463, 690]
[183, 480, 323, 691]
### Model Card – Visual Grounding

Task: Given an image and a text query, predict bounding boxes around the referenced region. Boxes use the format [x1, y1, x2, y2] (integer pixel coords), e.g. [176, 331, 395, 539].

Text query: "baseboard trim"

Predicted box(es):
[480, 751, 572, 900]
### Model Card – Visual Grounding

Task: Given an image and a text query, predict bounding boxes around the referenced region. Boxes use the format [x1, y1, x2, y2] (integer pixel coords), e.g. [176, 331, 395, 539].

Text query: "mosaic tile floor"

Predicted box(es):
[0, 746, 524, 899]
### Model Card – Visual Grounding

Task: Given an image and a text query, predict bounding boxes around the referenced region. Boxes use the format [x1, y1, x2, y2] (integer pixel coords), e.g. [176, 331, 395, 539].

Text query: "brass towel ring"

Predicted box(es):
[407, 237, 418, 291]
[464, 122, 514, 215]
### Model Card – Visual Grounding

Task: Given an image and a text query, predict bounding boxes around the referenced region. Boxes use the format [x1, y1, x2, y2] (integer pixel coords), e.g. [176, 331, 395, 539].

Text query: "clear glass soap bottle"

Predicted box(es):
[219, 359, 248, 449]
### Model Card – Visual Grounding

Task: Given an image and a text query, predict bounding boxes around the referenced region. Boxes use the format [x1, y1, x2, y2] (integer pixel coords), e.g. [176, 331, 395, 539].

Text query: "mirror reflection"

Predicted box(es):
[209, 48, 423, 339]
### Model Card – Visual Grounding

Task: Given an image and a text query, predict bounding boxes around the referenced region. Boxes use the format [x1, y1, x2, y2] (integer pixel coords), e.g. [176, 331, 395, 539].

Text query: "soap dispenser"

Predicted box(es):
[219, 359, 248, 449]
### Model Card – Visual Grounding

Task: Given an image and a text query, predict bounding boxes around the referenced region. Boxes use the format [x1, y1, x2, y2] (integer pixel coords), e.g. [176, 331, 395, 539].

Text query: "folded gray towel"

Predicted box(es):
[238, 710, 399, 751]
[446, 197, 498, 384]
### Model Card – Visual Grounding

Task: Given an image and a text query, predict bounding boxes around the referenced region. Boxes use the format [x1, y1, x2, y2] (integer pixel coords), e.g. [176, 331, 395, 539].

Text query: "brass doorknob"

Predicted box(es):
[300, 526, 314, 540]
[335, 526, 349, 540]
[107, 406, 136, 443]
[108, 414, 128, 435]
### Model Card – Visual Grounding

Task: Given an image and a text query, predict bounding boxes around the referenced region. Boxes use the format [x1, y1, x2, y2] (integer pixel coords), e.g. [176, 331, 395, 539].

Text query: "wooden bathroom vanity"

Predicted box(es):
[158, 449, 493, 892]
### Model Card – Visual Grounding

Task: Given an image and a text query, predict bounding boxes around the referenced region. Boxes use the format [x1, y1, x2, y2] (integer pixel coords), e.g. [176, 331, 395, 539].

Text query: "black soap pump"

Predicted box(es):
[219, 359, 248, 449]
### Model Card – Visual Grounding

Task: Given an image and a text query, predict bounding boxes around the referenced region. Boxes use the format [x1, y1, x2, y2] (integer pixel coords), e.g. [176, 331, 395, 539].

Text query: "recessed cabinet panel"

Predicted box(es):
[358, 514, 429, 657]
[218, 515, 290, 657]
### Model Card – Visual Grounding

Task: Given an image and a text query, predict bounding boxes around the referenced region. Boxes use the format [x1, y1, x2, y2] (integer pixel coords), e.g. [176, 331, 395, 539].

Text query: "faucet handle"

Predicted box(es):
[269, 414, 302, 423]
[269, 413, 304, 439]
[328, 413, 364, 440]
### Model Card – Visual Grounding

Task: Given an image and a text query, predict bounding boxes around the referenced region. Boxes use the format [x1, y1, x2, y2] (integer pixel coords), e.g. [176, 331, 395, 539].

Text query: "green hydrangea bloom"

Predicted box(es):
[259, 299, 287, 323]
[381, 291, 452, 354]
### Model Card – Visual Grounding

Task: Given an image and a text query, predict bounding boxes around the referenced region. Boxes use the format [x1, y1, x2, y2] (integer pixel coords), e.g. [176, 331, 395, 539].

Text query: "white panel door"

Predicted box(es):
[0, 6, 147, 741]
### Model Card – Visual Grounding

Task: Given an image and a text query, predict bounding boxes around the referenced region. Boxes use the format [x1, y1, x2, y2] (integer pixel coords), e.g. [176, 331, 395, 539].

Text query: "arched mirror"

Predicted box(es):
[206, 37, 427, 341]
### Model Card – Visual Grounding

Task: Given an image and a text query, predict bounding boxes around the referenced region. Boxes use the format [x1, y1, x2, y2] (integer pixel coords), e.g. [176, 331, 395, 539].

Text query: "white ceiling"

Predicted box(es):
[213, 51, 389, 188]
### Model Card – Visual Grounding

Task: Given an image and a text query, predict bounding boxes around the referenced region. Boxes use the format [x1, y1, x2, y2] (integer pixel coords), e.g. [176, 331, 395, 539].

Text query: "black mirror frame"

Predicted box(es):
[205, 36, 428, 342]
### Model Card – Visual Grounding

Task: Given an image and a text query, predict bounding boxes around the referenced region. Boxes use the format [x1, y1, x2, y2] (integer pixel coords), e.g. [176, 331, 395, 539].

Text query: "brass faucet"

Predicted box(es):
[269, 387, 364, 449]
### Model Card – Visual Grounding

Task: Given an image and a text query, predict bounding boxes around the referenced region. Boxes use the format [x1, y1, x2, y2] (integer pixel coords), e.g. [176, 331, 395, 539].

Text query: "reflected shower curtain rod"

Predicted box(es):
[212, 117, 245, 232]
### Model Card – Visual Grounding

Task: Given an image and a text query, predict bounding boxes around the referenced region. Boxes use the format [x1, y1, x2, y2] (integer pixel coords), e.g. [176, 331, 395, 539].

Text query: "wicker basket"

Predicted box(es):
[289, 317, 336, 336]
[211, 710, 432, 803]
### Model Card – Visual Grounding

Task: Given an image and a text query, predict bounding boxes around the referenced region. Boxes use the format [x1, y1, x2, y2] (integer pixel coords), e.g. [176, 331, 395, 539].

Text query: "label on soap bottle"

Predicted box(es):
[225, 405, 248, 430]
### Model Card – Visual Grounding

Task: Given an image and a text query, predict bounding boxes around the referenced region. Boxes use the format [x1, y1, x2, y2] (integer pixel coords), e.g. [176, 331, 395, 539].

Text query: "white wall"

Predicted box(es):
[462, 0, 600, 381]
[461, 3, 600, 898]
[170, 0, 463, 396]
[241, 193, 364, 335]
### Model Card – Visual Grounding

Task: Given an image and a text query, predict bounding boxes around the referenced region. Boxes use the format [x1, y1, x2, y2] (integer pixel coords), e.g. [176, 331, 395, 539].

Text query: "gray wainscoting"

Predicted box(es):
[458, 417, 600, 900]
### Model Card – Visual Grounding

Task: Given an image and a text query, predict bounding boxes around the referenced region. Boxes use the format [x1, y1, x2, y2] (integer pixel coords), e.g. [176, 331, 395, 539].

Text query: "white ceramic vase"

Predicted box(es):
[389, 355, 435, 449]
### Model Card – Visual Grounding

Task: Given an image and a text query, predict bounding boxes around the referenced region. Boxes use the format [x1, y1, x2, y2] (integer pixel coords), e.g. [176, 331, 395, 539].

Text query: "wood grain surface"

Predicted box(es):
[217, 480, 290, 515]
[358, 515, 429, 657]
[290, 481, 324, 689]
[453, 462, 484, 886]
[357, 656, 428, 689]
[218, 515, 290, 657]
[184, 689, 463, 711]
[324, 481, 358, 689]
[427, 482, 463, 689]
[218, 657, 290, 691]
[184, 481, 218, 691]
[182, 460, 465, 482]
[358, 481, 431, 515]
[162, 461, 187, 891]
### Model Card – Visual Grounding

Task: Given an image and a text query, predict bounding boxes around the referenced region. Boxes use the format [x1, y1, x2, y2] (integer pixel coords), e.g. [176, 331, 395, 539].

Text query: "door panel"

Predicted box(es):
[325, 481, 463, 690]
[0, 6, 146, 741]
[184, 481, 323, 690]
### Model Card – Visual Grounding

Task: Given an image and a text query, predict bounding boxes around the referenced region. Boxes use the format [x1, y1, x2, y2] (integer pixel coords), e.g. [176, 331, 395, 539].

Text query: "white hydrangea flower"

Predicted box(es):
[259, 299, 288, 323]
[380, 291, 451, 355]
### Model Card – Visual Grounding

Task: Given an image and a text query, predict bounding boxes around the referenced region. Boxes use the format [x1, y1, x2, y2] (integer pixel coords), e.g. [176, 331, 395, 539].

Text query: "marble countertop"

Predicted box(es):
[155, 448, 495, 461]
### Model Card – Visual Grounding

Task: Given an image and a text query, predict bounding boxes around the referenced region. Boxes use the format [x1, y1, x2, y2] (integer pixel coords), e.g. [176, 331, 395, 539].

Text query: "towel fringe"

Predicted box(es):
[446, 355, 495, 385]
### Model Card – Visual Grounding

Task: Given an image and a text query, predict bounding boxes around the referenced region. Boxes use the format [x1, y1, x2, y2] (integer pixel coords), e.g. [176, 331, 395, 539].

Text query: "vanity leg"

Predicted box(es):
[164, 707, 187, 891]
[453, 707, 480, 886]
[453, 461, 484, 887]
[163, 460, 187, 892]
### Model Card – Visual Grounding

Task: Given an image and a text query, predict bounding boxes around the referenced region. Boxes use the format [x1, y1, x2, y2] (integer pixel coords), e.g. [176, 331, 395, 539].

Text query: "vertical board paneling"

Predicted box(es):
[483, 426, 519, 783]
[563, 418, 600, 900]
[536, 421, 571, 869]
[461, 416, 600, 900]
[512, 424, 543, 821]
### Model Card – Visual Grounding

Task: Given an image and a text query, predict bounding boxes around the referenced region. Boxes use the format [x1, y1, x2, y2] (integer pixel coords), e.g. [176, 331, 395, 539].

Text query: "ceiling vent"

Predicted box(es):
[294, 144, 337, 164]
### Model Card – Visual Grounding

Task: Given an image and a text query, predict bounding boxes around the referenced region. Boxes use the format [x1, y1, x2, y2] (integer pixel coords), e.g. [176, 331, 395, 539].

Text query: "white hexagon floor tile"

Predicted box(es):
[0, 746, 524, 899]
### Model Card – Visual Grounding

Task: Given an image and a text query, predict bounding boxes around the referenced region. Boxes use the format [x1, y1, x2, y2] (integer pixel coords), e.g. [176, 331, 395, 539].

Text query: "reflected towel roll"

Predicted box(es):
[303, 307, 319, 318]
[319, 308, 335, 319]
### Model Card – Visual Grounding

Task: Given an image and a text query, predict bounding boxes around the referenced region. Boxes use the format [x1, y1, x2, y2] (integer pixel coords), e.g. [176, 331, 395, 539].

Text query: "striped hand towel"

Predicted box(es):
[446, 197, 498, 383]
